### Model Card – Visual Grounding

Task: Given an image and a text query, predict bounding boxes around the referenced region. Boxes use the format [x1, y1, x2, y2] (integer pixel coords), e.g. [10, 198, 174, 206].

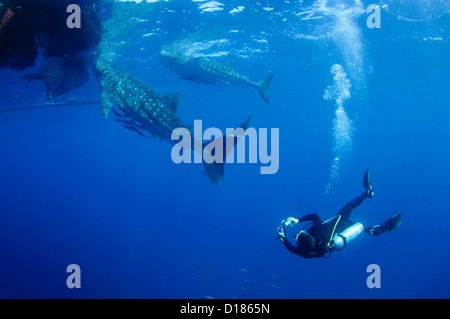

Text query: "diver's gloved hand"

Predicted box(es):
[366, 225, 382, 236]
[366, 212, 402, 236]
[276, 217, 299, 241]
[284, 217, 299, 228]
[276, 225, 286, 241]
[366, 186, 374, 198]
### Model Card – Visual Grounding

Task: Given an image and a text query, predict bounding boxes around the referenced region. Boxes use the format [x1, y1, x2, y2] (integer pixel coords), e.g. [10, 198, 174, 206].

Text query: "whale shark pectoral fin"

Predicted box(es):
[163, 92, 182, 112]
[101, 92, 119, 118]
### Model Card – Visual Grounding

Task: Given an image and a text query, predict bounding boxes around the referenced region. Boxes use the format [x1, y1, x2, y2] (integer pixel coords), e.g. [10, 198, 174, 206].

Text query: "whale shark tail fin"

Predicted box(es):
[203, 160, 225, 185]
[202, 114, 253, 185]
[257, 71, 274, 103]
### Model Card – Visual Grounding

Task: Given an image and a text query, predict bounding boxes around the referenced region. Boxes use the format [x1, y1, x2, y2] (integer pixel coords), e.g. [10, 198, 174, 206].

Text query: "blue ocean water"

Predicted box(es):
[0, 0, 449, 299]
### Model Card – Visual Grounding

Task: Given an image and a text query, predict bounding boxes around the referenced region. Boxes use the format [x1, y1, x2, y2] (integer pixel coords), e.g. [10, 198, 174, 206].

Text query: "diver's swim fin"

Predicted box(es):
[366, 212, 402, 236]
[363, 168, 374, 198]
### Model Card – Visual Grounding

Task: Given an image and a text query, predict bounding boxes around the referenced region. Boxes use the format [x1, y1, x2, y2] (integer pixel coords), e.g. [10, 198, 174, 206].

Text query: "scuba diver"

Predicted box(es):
[0, 0, 102, 98]
[276, 169, 402, 258]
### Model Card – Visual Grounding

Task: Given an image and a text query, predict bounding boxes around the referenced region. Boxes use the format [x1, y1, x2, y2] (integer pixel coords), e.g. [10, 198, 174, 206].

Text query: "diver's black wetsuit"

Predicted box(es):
[282, 192, 370, 258]
[282, 213, 325, 259]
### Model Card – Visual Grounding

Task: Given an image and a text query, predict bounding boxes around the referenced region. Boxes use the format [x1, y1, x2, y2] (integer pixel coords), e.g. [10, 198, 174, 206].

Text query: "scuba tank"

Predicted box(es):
[331, 222, 364, 251]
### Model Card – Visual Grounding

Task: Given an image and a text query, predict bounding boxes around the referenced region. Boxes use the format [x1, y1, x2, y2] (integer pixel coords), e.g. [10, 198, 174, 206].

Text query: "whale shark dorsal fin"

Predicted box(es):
[164, 92, 182, 113]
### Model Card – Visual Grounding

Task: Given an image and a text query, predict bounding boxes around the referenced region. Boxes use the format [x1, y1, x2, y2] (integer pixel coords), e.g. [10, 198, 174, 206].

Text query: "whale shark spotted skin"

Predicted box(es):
[91, 54, 251, 184]
[92, 54, 186, 142]
[158, 51, 273, 103]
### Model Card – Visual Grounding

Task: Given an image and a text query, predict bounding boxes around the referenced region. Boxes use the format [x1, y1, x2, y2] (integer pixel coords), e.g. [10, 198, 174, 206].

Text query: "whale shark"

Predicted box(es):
[91, 54, 251, 184]
[158, 50, 273, 103]
[24, 57, 89, 100]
